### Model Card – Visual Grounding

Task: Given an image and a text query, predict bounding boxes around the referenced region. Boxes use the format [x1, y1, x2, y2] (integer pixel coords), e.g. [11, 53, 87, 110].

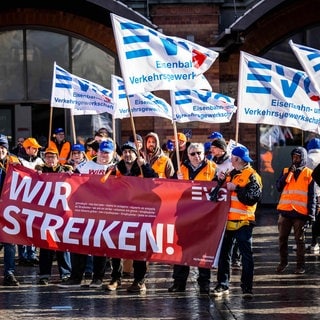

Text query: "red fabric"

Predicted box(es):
[0, 164, 230, 268]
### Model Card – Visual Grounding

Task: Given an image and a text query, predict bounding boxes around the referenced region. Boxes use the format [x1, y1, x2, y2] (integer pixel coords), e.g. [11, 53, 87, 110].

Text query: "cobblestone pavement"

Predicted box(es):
[1, 206, 320, 319]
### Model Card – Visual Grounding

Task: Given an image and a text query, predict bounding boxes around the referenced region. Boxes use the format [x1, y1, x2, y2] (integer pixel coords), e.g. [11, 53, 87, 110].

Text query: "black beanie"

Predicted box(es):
[211, 138, 227, 151]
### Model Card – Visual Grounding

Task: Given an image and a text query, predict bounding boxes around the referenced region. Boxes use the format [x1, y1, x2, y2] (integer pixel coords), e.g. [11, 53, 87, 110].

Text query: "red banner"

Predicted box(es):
[0, 164, 229, 268]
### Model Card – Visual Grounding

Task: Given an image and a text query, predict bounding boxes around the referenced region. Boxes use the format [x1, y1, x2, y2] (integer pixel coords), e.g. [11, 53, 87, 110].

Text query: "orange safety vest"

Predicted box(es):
[180, 161, 216, 181]
[227, 167, 261, 221]
[151, 155, 169, 178]
[277, 167, 312, 215]
[49, 140, 71, 165]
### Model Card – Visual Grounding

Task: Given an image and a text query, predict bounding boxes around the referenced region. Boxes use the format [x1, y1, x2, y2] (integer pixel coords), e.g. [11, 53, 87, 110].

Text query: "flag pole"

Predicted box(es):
[170, 90, 181, 175]
[235, 51, 244, 145]
[127, 97, 144, 176]
[70, 110, 77, 144]
[48, 106, 53, 147]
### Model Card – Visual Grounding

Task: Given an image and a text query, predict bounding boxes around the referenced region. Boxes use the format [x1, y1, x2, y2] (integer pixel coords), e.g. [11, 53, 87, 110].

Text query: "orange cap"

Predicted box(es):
[173, 132, 187, 142]
[23, 137, 42, 149]
[44, 147, 59, 155]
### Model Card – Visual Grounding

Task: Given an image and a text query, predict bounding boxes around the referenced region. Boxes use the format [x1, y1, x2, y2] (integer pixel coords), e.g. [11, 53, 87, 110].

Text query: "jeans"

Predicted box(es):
[18, 245, 37, 260]
[85, 255, 93, 274]
[217, 225, 254, 291]
[3, 243, 16, 276]
[39, 249, 71, 279]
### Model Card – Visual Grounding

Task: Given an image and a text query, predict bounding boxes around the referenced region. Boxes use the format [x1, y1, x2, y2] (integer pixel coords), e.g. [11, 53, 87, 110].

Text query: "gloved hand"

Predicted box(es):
[289, 164, 296, 172]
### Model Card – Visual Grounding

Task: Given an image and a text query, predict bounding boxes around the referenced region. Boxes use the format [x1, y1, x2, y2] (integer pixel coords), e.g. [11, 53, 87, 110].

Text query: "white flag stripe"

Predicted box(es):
[110, 13, 217, 94]
[237, 51, 320, 134]
[289, 40, 320, 97]
[51, 63, 114, 115]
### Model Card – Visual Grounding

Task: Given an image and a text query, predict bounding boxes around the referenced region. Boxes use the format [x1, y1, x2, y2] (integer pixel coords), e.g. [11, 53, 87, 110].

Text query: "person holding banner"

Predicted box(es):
[17, 137, 44, 266]
[66, 143, 88, 170]
[168, 142, 217, 294]
[0, 134, 21, 286]
[275, 147, 316, 275]
[106, 141, 158, 293]
[59, 139, 118, 289]
[35, 147, 73, 285]
[212, 145, 262, 299]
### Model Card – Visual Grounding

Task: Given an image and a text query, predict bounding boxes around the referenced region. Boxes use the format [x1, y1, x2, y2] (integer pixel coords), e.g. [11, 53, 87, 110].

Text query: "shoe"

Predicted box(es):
[199, 284, 210, 294]
[168, 283, 186, 292]
[243, 290, 254, 299]
[38, 278, 49, 286]
[231, 260, 241, 270]
[127, 281, 146, 292]
[84, 272, 92, 280]
[57, 278, 81, 288]
[212, 284, 229, 297]
[294, 267, 305, 274]
[61, 276, 70, 283]
[89, 279, 103, 288]
[3, 274, 20, 286]
[276, 263, 288, 273]
[106, 279, 121, 291]
[29, 257, 39, 265]
[310, 243, 319, 253]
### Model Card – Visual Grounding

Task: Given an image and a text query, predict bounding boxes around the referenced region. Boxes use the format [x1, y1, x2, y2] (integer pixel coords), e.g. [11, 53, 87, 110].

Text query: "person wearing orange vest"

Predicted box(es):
[212, 145, 262, 299]
[168, 142, 217, 294]
[48, 127, 71, 164]
[275, 147, 316, 275]
[144, 132, 174, 178]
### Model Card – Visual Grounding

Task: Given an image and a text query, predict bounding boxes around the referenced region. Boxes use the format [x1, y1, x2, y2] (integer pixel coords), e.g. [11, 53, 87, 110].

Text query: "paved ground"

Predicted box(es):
[1, 205, 320, 319]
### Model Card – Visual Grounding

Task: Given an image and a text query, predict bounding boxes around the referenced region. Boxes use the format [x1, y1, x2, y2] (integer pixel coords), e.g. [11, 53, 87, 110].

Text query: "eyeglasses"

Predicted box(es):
[189, 151, 202, 156]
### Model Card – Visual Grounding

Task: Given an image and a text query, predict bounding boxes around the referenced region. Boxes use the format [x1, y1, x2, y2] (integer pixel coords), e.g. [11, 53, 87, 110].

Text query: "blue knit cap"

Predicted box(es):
[307, 138, 320, 151]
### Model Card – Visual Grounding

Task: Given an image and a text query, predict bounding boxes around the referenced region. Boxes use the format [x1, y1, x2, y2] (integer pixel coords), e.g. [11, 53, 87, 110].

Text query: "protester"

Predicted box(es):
[212, 145, 262, 299]
[106, 141, 158, 293]
[210, 138, 241, 269]
[169, 132, 190, 178]
[168, 142, 217, 294]
[67, 143, 88, 170]
[144, 132, 174, 178]
[48, 127, 71, 164]
[0, 134, 21, 286]
[17, 137, 44, 266]
[85, 137, 99, 160]
[275, 147, 316, 275]
[35, 147, 73, 285]
[59, 139, 118, 289]
[11, 136, 26, 157]
[306, 138, 320, 253]
[129, 133, 145, 158]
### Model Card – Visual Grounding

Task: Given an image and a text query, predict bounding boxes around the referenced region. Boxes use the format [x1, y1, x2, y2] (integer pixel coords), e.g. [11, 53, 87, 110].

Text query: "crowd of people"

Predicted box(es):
[1, 127, 320, 300]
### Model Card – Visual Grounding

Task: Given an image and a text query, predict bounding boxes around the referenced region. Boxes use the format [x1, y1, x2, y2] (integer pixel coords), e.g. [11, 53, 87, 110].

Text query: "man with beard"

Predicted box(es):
[144, 132, 174, 178]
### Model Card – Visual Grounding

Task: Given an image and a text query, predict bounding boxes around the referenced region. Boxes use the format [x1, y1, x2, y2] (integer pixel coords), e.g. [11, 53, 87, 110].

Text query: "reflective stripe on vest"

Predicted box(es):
[277, 167, 312, 215]
[228, 167, 261, 221]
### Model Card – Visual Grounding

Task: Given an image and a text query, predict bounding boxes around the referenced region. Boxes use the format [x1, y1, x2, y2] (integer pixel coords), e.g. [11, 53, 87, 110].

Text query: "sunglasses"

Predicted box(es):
[189, 151, 202, 156]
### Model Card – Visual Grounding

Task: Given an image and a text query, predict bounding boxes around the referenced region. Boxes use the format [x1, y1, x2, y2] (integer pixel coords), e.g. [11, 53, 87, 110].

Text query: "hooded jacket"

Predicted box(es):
[144, 132, 174, 178]
[276, 147, 316, 220]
